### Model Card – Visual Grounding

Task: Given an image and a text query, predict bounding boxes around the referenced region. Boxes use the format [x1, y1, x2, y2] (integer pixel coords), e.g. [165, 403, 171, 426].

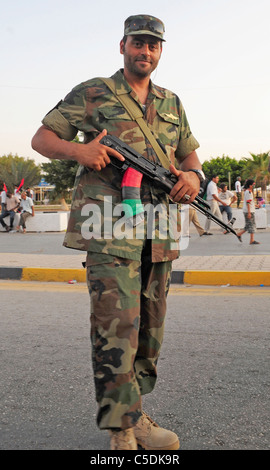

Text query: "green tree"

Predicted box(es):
[0, 154, 41, 190]
[242, 152, 270, 197]
[41, 159, 79, 199]
[202, 155, 245, 187]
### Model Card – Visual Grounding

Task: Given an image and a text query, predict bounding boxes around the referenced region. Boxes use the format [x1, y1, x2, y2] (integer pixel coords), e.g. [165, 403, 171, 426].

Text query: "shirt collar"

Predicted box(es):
[111, 69, 166, 99]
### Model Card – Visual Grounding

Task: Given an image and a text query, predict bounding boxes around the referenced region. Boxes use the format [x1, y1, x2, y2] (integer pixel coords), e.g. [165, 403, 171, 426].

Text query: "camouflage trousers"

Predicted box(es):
[86, 241, 172, 430]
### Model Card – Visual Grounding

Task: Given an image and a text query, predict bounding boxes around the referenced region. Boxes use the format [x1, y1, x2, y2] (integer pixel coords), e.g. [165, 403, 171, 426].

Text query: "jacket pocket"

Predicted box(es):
[98, 105, 131, 122]
[156, 111, 180, 126]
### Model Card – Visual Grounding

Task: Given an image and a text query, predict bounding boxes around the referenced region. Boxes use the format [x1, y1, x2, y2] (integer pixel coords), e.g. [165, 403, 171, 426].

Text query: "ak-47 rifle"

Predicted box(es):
[100, 134, 240, 240]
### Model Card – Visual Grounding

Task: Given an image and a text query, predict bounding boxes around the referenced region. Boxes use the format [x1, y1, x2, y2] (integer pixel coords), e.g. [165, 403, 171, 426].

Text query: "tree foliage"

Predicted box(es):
[202, 155, 246, 186]
[201, 152, 270, 194]
[241, 152, 270, 190]
[41, 159, 79, 196]
[0, 153, 41, 190]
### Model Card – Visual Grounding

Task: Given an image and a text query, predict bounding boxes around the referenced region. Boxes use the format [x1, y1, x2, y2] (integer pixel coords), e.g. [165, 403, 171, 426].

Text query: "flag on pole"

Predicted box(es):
[16, 178, 24, 192]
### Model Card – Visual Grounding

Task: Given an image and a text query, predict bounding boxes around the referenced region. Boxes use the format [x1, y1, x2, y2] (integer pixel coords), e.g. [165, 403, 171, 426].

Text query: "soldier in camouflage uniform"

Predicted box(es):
[32, 14, 203, 450]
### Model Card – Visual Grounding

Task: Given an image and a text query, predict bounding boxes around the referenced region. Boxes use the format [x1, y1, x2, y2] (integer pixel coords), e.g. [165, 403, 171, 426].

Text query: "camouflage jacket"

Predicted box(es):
[42, 69, 200, 262]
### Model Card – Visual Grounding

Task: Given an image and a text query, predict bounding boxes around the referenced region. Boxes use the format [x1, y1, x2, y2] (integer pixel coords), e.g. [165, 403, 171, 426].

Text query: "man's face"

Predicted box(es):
[21, 193, 26, 200]
[120, 35, 162, 78]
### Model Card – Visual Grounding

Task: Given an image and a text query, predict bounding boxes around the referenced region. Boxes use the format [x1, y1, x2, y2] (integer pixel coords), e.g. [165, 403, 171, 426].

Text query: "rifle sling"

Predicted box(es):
[101, 77, 171, 171]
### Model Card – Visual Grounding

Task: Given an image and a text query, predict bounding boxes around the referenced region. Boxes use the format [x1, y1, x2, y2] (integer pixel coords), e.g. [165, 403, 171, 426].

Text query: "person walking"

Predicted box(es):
[188, 206, 212, 237]
[235, 176, 242, 208]
[237, 179, 260, 244]
[204, 175, 223, 234]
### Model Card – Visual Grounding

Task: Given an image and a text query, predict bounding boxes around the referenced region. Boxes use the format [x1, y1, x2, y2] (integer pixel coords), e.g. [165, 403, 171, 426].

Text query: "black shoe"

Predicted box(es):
[201, 231, 213, 236]
[5, 226, 10, 232]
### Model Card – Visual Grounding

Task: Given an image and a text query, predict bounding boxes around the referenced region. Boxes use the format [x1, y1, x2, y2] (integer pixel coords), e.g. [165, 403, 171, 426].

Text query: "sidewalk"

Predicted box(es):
[172, 254, 270, 285]
[1, 211, 270, 285]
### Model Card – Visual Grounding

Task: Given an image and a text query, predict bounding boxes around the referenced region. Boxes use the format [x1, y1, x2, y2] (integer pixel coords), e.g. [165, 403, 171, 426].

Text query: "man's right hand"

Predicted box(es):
[76, 129, 125, 171]
[32, 126, 125, 170]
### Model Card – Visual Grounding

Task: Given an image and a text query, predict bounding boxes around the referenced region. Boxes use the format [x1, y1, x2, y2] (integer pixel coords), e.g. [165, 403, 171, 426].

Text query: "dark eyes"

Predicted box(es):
[133, 41, 158, 50]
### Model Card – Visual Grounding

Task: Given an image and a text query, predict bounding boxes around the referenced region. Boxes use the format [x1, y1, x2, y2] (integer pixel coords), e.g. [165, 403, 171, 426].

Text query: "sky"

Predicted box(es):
[1, 0, 269, 166]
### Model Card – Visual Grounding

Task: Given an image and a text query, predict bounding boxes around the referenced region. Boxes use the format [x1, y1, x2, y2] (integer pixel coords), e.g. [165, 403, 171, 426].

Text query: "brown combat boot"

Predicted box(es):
[109, 428, 138, 450]
[133, 411, 180, 450]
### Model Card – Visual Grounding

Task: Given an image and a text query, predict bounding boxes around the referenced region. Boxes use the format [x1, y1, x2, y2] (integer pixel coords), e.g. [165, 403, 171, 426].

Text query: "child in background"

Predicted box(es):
[237, 180, 260, 244]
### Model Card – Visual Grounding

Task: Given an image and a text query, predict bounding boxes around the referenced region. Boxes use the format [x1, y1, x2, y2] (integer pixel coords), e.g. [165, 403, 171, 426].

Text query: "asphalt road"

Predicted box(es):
[0, 281, 269, 451]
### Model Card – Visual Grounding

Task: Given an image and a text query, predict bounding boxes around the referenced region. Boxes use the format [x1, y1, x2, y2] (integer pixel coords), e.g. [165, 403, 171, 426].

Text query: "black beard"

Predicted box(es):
[125, 58, 156, 78]
[123, 45, 157, 78]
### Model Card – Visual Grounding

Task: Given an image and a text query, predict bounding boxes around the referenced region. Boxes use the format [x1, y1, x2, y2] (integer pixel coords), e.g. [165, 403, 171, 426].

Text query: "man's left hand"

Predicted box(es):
[169, 164, 200, 203]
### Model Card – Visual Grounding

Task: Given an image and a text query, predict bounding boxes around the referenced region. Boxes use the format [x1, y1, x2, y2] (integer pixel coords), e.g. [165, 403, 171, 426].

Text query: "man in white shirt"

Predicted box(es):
[219, 183, 237, 222]
[204, 175, 223, 233]
[1, 186, 7, 214]
[235, 176, 242, 208]
[16, 191, 35, 233]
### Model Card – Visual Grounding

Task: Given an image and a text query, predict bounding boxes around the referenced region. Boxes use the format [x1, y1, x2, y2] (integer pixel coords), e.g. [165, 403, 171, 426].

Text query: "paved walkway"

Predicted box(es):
[1, 251, 270, 286]
[1, 252, 270, 271]
[0, 220, 270, 285]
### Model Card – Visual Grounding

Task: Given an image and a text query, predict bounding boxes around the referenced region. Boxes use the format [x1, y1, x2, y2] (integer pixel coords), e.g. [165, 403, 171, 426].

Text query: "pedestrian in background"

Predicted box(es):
[0, 191, 20, 232]
[219, 183, 237, 222]
[188, 206, 213, 237]
[204, 174, 223, 234]
[235, 176, 242, 208]
[237, 179, 260, 245]
[0, 184, 7, 214]
[16, 191, 35, 233]
[26, 187, 34, 199]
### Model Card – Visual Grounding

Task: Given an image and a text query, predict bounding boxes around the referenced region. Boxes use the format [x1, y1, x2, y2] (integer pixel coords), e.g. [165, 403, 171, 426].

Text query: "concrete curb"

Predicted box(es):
[0, 267, 270, 286]
[0, 267, 86, 283]
[171, 270, 270, 286]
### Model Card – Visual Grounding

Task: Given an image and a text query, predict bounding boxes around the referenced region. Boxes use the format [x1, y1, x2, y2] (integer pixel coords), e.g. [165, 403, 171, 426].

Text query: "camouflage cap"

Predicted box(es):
[124, 14, 165, 41]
